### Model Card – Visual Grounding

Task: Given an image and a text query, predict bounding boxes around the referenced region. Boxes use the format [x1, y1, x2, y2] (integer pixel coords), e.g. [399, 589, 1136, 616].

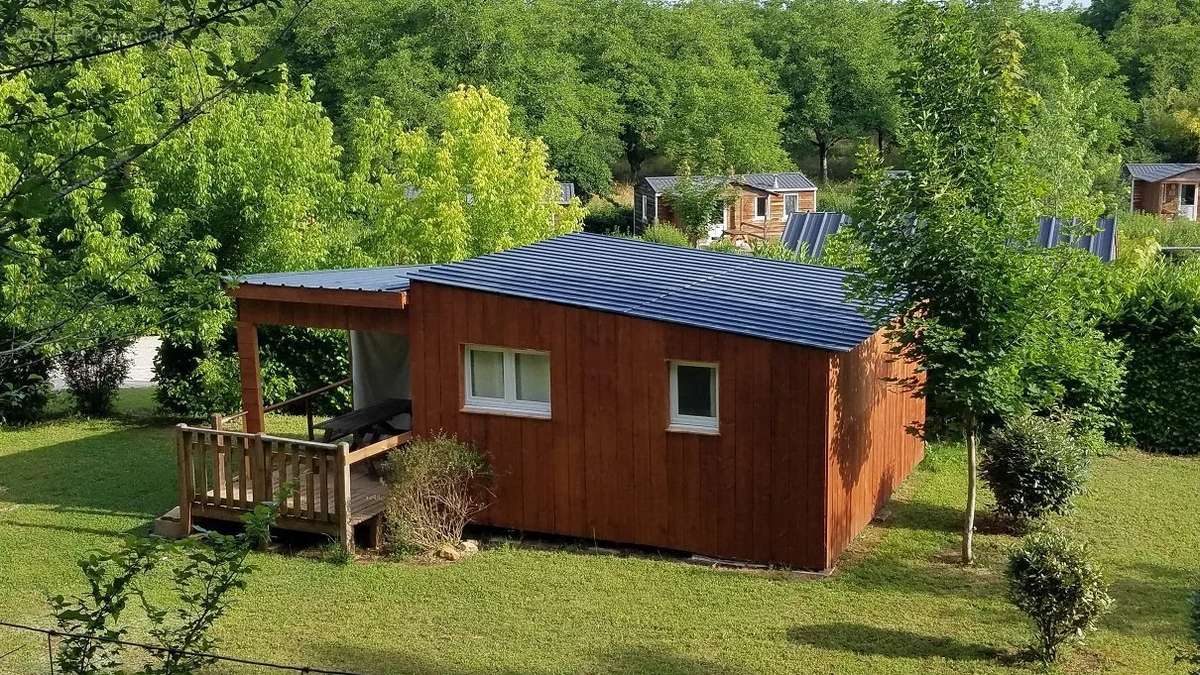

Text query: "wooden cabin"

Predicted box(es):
[171, 233, 924, 569]
[1127, 163, 1200, 219]
[634, 173, 817, 243]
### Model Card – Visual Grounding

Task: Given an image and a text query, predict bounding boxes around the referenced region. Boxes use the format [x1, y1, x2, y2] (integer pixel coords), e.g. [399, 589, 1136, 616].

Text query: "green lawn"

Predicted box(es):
[1, 390, 1196, 674]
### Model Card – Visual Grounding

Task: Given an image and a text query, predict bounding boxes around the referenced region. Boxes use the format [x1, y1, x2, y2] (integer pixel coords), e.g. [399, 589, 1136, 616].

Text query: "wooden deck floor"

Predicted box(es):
[194, 463, 388, 531]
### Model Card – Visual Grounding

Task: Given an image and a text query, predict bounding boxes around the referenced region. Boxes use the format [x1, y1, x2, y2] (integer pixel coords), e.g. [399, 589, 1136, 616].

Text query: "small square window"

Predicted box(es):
[754, 196, 768, 218]
[464, 345, 551, 417]
[784, 194, 798, 214]
[669, 361, 718, 433]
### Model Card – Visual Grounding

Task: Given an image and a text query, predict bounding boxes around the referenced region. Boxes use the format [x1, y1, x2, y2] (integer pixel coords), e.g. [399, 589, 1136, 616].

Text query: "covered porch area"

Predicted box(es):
[166, 266, 427, 550]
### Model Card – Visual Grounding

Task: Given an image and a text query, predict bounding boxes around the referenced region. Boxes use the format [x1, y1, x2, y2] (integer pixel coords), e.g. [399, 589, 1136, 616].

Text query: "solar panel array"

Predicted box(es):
[781, 213, 1119, 263]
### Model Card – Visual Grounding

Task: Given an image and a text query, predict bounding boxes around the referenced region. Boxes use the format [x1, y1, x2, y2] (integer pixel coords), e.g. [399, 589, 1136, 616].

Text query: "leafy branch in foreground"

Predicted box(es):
[49, 488, 289, 674]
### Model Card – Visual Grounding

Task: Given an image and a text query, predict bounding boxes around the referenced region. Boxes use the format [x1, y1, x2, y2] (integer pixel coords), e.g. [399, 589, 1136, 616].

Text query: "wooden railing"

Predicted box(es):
[174, 425, 411, 549]
[215, 376, 352, 440]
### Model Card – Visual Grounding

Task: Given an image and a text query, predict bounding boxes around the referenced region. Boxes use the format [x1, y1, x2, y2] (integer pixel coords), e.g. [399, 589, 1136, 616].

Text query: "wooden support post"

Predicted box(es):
[236, 319, 265, 434]
[210, 413, 223, 431]
[305, 398, 314, 441]
[334, 442, 353, 554]
[175, 424, 193, 537]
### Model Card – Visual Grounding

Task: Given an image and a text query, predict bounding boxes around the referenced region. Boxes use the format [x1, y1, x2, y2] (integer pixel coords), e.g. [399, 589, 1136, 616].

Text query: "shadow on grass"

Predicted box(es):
[787, 623, 1001, 662]
[0, 424, 177, 519]
[311, 644, 742, 675]
[1104, 560, 1198, 638]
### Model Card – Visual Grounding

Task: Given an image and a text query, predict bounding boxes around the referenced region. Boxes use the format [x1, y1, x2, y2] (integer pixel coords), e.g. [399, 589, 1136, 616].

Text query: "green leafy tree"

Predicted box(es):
[0, 0, 302, 410]
[755, 0, 899, 181]
[346, 85, 582, 266]
[662, 165, 734, 246]
[846, 1, 1121, 564]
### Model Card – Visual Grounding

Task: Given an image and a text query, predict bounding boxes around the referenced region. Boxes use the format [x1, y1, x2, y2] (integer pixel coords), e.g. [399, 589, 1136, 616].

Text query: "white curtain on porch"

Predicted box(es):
[350, 330, 411, 427]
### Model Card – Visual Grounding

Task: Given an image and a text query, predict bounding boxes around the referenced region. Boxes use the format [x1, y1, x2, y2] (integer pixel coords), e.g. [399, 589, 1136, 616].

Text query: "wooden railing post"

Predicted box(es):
[210, 413, 223, 431]
[252, 433, 268, 503]
[175, 424, 193, 537]
[334, 441, 352, 554]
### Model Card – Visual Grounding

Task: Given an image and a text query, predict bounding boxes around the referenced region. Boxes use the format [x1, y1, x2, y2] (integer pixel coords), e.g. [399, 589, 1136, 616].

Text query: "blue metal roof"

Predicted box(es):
[412, 233, 878, 352]
[782, 212, 851, 259]
[644, 172, 817, 194]
[1125, 163, 1200, 182]
[233, 265, 431, 293]
[1035, 216, 1117, 263]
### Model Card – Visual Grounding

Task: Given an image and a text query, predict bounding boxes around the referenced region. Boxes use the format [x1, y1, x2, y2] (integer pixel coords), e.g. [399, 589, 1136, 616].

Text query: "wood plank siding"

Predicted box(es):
[824, 331, 925, 569]
[634, 179, 816, 242]
[408, 281, 922, 569]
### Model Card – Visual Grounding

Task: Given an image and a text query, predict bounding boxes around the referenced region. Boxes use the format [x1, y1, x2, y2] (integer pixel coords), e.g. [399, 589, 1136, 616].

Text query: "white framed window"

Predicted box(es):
[754, 196, 768, 219]
[463, 345, 551, 418]
[641, 194, 650, 223]
[668, 361, 718, 434]
[784, 193, 798, 214]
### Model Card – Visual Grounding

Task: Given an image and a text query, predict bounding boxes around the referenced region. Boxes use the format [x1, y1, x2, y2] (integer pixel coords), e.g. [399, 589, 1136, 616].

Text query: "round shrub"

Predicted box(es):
[639, 223, 690, 248]
[981, 415, 1089, 527]
[58, 339, 132, 416]
[1007, 531, 1113, 664]
[1103, 258, 1200, 454]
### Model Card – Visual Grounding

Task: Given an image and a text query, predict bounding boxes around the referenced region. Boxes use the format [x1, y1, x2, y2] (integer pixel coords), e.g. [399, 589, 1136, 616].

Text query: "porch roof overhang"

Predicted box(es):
[224, 265, 431, 309]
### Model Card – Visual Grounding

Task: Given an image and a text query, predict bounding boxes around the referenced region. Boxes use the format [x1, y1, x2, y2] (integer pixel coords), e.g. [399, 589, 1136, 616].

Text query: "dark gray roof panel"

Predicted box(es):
[411, 233, 877, 352]
[1126, 163, 1200, 182]
[233, 265, 431, 293]
[782, 212, 851, 259]
[1035, 216, 1117, 263]
[644, 172, 817, 194]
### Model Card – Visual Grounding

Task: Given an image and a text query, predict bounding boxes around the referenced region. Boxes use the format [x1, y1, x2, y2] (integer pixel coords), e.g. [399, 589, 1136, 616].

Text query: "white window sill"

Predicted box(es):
[462, 404, 551, 420]
[666, 423, 719, 436]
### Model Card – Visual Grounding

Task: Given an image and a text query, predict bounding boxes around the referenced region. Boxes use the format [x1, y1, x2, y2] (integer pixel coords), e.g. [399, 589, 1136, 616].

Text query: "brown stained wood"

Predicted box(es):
[239, 438, 250, 507]
[236, 321, 265, 434]
[407, 282, 923, 570]
[175, 426, 192, 534]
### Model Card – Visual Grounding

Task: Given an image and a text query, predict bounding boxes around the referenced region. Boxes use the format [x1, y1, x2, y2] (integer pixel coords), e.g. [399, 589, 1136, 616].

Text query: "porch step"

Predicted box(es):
[153, 506, 188, 539]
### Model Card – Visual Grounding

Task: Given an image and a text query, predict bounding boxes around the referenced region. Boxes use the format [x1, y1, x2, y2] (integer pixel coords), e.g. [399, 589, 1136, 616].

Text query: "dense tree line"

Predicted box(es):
[274, 0, 1194, 192]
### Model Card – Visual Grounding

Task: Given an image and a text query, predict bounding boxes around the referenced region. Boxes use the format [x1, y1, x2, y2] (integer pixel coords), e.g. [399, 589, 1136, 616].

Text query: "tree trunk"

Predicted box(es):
[962, 417, 978, 564]
[817, 139, 830, 182]
[876, 128, 886, 155]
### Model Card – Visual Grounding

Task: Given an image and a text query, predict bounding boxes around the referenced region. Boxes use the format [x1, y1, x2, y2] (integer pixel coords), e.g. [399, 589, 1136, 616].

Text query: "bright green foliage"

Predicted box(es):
[847, 1, 1123, 561]
[662, 165, 734, 246]
[146, 74, 354, 277]
[346, 86, 582, 266]
[1104, 258, 1200, 454]
[981, 416, 1090, 527]
[638, 223, 690, 248]
[1006, 530, 1114, 664]
[748, 239, 797, 261]
[49, 490, 286, 674]
[1025, 64, 1120, 219]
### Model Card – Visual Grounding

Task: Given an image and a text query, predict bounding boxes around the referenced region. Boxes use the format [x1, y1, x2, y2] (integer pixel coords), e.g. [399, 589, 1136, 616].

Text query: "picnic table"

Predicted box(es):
[315, 398, 411, 447]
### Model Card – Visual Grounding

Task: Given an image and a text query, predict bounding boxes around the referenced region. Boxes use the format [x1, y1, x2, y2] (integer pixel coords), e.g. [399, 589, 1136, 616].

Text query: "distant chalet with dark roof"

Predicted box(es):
[634, 172, 818, 243]
[1126, 163, 1200, 220]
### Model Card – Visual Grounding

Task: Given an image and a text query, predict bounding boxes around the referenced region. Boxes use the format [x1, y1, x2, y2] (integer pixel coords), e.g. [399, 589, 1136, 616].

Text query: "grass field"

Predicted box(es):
[1, 390, 1196, 674]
